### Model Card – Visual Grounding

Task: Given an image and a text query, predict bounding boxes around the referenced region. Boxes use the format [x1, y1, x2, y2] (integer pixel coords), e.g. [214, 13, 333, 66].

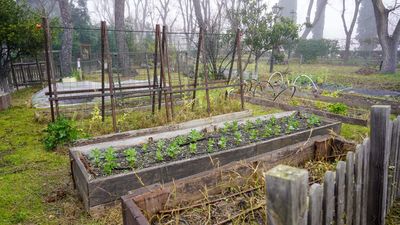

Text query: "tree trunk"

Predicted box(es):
[343, 36, 351, 61]
[58, 0, 72, 77]
[381, 39, 397, 73]
[115, 0, 130, 76]
[312, 0, 327, 39]
[372, 0, 400, 73]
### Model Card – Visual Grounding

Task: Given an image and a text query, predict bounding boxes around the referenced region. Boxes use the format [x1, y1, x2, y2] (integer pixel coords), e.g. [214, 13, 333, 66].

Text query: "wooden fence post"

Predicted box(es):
[152, 24, 160, 115]
[361, 138, 370, 225]
[354, 144, 364, 225]
[308, 183, 323, 225]
[265, 165, 308, 225]
[388, 118, 400, 207]
[323, 171, 335, 225]
[346, 151, 355, 225]
[367, 105, 391, 225]
[236, 28, 245, 110]
[336, 161, 346, 225]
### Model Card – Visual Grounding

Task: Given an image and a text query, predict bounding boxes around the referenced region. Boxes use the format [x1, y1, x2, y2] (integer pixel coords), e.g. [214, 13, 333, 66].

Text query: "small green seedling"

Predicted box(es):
[307, 114, 321, 127]
[244, 120, 254, 132]
[286, 116, 300, 133]
[231, 121, 239, 132]
[157, 140, 165, 152]
[269, 116, 277, 126]
[188, 129, 203, 142]
[273, 124, 281, 136]
[233, 131, 242, 145]
[222, 122, 231, 133]
[166, 142, 180, 159]
[189, 143, 197, 154]
[175, 136, 186, 145]
[218, 136, 227, 149]
[327, 103, 348, 115]
[263, 126, 273, 138]
[156, 149, 164, 161]
[142, 143, 148, 152]
[249, 129, 258, 140]
[255, 118, 263, 126]
[103, 147, 118, 175]
[90, 148, 102, 167]
[124, 148, 137, 168]
[207, 138, 215, 153]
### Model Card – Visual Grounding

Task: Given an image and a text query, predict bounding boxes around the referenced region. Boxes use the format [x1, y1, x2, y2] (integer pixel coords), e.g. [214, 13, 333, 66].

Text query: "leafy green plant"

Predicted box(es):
[222, 122, 231, 133]
[188, 129, 203, 142]
[307, 114, 321, 127]
[263, 126, 273, 138]
[207, 138, 215, 153]
[174, 136, 186, 145]
[142, 143, 148, 152]
[189, 143, 197, 154]
[43, 117, 79, 151]
[157, 140, 165, 152]
[255, 118, 263, 126]
[314, 101, 329, 110]
[218, 136, 228, 149]
[103, 147, 118, 175]
[269, 116, 277, 126]
[273, 124, 282, 136]
[90, 148, 102, 167]
[327, 103, 348, 115]
[289, 99, 301, 106]
[166, 142, 180, 159]
[231, 121, 239, 132]
[124, 148, 137, 168]
[249, 129, 258, 140]
[244, 120, 254, 132]
[286, 116, 300, 133]
[156, 149, 164, 161]
[233, 131, 242, 145]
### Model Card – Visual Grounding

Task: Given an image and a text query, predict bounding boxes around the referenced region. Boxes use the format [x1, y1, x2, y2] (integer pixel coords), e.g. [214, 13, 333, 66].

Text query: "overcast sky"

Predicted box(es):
[86, 0, 377, 40]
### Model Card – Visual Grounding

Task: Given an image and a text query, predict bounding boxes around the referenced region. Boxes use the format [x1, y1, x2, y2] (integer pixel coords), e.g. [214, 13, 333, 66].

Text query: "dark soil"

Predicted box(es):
[82, 113, 326, 177]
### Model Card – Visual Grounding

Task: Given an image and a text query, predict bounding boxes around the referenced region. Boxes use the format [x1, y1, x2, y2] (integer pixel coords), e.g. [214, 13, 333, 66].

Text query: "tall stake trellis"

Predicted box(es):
[42, 19, 245, 132]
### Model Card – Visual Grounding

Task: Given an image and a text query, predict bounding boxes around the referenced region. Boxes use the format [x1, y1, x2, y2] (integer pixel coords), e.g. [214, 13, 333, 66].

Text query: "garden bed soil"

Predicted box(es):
[121, 135, 355, 225]
[70, 111, 341, 213]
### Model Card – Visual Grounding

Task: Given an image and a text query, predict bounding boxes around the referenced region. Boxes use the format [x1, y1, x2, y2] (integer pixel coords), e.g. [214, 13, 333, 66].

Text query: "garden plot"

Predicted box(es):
[70, 111, 341, 212]
[121, 135, 355, 225]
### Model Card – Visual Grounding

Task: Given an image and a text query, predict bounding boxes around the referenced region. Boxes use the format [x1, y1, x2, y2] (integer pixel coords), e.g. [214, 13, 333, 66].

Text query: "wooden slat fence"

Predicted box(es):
[266, 105, 400, 225]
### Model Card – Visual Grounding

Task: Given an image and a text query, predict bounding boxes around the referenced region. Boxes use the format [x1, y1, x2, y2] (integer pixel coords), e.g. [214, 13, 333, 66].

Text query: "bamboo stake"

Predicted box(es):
[192, 27, 203, 111]
[163, 25, 174, 119]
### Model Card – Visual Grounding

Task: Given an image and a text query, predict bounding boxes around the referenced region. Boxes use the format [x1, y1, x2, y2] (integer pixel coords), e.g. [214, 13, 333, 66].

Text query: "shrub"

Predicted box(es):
[43, 117, 79, 151]
[296, 39, 339, 62]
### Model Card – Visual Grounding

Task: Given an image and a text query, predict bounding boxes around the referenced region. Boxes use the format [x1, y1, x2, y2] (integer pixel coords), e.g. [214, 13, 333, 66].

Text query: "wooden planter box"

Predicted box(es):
[121, 135, 355, 225]
[241, 94, 369, 126]
[70, 111, 341, 213]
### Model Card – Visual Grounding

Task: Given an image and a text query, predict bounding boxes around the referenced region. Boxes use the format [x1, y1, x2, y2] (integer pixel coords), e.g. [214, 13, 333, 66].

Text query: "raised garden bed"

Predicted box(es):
[121, 135, 355, 225]
[241, 94, 369, 126]
[70, 111, 341, 213]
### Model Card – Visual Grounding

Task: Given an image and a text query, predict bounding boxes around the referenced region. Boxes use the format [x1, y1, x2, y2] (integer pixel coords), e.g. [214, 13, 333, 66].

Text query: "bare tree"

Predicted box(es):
[115, 0, 130, 76]
[302, 0, 327, 39]
[93, 0, 114, 25]
[278, 0, 297, 23]
[27, 0, 59, 17]
[341, 0, 362, 61]
[178, 0, 196, 49]
[58, 0, 73, 77]
[371, 0, 400, 73]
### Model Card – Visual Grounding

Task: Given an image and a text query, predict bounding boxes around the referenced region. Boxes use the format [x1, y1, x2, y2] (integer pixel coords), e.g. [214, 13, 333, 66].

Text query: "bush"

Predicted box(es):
[43, 117, 79, 150]
[295, 39, 339, 63]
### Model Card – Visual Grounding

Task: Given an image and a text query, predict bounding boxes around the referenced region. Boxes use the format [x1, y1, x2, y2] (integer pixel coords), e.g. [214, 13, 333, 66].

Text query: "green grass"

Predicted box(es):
[340, 123, 369, 143]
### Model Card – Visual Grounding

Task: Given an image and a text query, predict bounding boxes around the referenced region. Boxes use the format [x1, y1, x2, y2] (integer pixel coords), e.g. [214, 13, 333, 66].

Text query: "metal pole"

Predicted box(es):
[236, 29, 245, 110]
[192, 27, 203, 111]
[42, 17, 55, 122]
[101, 21, 106, 122]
